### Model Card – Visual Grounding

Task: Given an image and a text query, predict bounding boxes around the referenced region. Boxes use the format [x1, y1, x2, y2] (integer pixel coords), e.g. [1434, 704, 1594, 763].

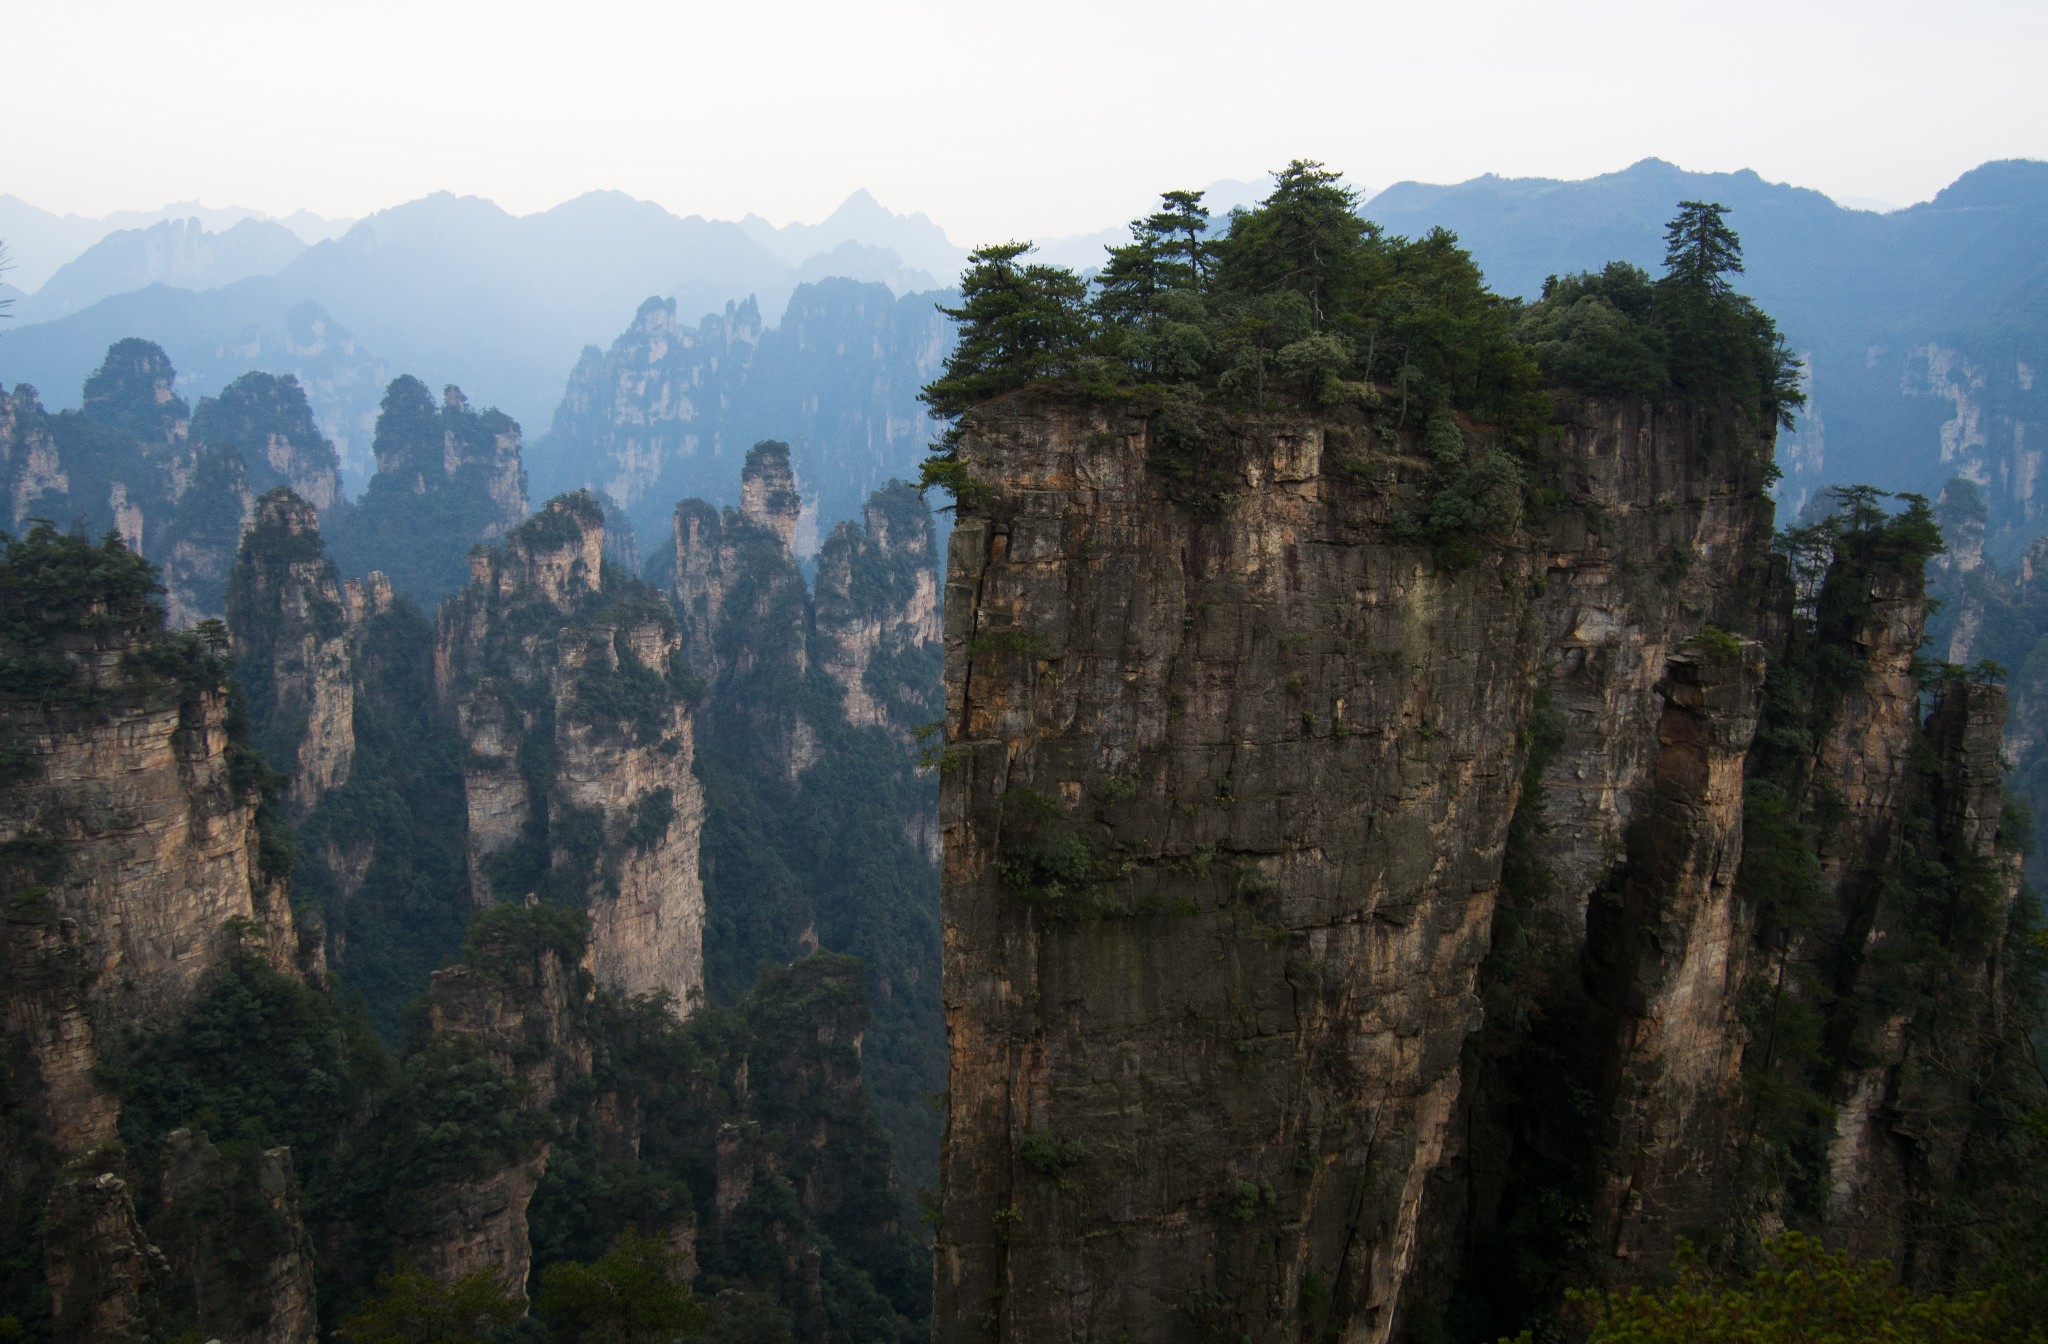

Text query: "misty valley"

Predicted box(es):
[0, 158, 2045, 1344]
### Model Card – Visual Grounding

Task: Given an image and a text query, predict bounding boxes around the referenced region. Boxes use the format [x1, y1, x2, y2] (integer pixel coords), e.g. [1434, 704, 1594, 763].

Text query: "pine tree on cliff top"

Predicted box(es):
[1214, 159, 1380, 334]
[919, 242, 1091, 419]
[1663, 199, 1745, 295]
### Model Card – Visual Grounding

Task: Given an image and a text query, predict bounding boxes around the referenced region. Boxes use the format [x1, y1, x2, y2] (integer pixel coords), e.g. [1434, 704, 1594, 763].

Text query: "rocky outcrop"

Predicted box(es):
[670, 441, 810, 685]
[227, 489, 358, 809]
[400, 921, 591, 1297]
[932, 390, 2034, 1341]
[82, 337, 190, 451]
[437, 492, 706, 1007]
[815, 480, 943, 739]
[1810, 539, 1931, 891]
[145, 372, 356, 627]
[153, 1130, 319, 1344]
[396, 1154, 550, 1298]
[331, 375, 531, 601]
[192, 371, 347, 518]
[531, 280, 950, 546]
[668, 443, 816, 782]
[1805, 669, 2025, 1278]
[43, 1173, 167, 1344]
[158, 444, 258, 627]
[671, 441, 942, 748]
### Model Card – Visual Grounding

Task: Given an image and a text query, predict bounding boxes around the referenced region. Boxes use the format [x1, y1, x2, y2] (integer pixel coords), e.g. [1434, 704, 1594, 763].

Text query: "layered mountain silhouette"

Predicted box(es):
[4, 160, 2043, 551]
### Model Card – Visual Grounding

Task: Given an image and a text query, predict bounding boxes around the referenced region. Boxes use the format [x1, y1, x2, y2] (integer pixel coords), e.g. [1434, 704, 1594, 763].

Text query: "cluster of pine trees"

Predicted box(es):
[919, 161, 1806, 455]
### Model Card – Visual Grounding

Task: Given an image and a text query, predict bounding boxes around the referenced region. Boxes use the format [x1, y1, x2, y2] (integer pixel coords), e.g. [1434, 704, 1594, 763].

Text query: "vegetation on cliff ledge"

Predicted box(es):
[923, 164, 1801, 424]
[918, 162, 1803, 508]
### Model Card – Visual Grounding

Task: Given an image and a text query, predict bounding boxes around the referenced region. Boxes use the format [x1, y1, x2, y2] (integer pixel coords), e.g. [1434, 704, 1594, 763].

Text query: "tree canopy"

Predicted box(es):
[919, 243, 1091, 419]
[920, 163, 1804, 463]
[336, 1266, 522, 1344]
[1536, 1233, 2046, 1344]
[1520, 200, 1805, 429]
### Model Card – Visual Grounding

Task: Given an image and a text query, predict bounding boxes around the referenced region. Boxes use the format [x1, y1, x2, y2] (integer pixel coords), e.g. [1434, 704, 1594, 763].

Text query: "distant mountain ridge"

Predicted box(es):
[1, 188, 965, 496]
[741, 187, 965, 282]
[0, 194, 350, 289]
[531, 277, 949, 552]
[5, 161, 2042, 554]
[16, 216, 307, 323]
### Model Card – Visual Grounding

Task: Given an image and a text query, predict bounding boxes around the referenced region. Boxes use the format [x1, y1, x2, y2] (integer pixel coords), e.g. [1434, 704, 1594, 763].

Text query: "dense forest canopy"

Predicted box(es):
[919, 161, 1806, 454]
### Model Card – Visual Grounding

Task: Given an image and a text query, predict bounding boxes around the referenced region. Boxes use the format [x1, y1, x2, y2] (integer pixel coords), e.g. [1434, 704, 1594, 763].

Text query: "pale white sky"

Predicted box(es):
[5, 0, 2043, 241]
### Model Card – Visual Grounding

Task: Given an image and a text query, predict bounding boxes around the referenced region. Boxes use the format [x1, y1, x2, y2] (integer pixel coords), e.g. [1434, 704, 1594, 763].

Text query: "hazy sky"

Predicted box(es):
[7, 0, 2043, 241]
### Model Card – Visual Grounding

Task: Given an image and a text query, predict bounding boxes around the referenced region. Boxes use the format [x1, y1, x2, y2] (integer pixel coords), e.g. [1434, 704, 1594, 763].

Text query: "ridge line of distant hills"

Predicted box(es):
[3, 157, 2043, 554]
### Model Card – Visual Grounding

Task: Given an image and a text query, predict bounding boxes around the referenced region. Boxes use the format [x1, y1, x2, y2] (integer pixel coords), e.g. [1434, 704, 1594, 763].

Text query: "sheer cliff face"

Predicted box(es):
[158, 372, 350, 627]
[1527, 399, 1775, 914]
[403, 942, 591, 1298]
[2, 351, 190, 555]
[436, 494, 707, 1008]
[159, 445, 257, 628]
[0, 620, 297, 1166]
[933, 393, 2029, 1340]
[1511, 399, 1779, 1269]
[153, 1130, 320, 1344]
[935, 399, 1545, 1342]
[671, 443, 941, 742]
[669, 443, 817, 779]
[671, 441, 809, 682]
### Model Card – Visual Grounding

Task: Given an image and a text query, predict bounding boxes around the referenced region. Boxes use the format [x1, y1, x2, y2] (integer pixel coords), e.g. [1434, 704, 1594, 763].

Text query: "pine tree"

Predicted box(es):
[1216, 161, 1377, 332]
[1095, 192, 1217, 379]
[1143, 189, 1210, 284]
[920, 242, 1090, 418]
[1662, 200, 1744, 295]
